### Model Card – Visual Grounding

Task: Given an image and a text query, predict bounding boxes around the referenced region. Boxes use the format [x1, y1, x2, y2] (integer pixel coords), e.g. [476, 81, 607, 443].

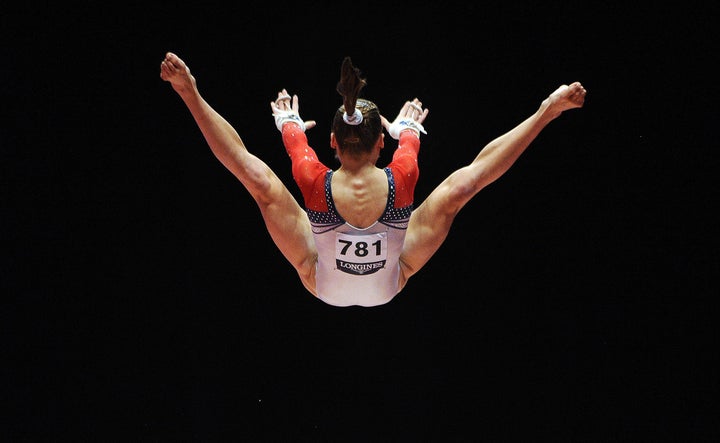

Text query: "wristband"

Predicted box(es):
[273, 109, 306, 132]
[388, 119, 427, 140]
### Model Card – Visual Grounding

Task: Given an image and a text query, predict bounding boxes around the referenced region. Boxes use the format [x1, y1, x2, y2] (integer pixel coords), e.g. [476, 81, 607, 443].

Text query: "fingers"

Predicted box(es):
[276, 88, 290, 101]
[407, 99, 424, 118]
[397, 98, 428, 122]
[270, 89, 313, 131]
[416, 107, 429, 124]
[273, 89, 294, 111]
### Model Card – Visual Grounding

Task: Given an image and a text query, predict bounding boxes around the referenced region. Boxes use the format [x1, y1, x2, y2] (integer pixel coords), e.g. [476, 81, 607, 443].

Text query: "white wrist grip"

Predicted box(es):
[388, 119, 426, 140]
[273, 110, 306, 132]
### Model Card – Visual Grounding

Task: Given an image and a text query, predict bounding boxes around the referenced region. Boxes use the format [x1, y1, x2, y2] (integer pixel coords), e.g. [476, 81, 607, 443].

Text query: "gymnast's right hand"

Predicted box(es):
[381, 98, 429, 139]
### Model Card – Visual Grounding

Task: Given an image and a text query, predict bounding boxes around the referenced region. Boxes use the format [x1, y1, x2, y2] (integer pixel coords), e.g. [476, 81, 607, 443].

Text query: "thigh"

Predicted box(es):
[398, 187, 457, 282]
[257, 180, 318, 293]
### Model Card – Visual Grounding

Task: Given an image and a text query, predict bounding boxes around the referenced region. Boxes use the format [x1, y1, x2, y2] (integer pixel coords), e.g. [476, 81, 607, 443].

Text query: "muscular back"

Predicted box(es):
[330, 167, 389, 229]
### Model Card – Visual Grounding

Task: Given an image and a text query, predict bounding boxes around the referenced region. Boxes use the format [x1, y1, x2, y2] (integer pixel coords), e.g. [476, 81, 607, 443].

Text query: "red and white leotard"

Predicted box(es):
[281, 123, 420, 306]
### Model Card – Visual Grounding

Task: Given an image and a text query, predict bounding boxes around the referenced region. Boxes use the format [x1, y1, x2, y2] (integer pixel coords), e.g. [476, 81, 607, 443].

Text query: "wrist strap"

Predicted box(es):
[388, 119, 426, 139]
[273, 110, 305, 132]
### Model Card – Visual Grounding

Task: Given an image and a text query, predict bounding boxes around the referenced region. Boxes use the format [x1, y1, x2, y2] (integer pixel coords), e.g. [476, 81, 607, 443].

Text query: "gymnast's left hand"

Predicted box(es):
[270, 89, 317, 132]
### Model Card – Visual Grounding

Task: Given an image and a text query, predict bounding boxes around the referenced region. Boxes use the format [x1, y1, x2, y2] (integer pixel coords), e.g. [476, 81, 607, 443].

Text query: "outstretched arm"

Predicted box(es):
[399, 82, 587, 282]
[382, 98, 430, 207]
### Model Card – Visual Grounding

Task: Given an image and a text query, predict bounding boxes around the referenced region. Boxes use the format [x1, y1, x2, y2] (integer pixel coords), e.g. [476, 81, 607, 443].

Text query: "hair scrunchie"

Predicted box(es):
[342, 108, 363, 125]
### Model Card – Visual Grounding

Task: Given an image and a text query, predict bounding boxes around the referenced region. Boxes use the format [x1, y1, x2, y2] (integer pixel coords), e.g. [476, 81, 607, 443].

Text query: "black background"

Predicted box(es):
[3, 1, 718, 441]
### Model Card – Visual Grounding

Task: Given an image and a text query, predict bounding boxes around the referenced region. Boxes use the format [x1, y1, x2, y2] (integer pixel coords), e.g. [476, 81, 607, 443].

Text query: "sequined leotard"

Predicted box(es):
[281, 123, 420, 306]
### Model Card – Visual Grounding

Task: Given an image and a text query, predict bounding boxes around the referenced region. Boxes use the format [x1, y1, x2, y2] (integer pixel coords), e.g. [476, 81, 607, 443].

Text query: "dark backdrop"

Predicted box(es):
[3, 2, 718, 441]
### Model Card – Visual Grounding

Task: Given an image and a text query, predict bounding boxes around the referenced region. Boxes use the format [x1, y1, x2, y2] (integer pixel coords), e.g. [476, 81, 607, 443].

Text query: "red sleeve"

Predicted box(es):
[387, 130, 421, 208]
[281, 123, 330, 211]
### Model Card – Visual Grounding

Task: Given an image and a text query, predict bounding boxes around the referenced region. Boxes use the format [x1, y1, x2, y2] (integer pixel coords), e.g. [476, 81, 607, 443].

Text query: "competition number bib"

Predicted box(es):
[335, 232, 388, 275]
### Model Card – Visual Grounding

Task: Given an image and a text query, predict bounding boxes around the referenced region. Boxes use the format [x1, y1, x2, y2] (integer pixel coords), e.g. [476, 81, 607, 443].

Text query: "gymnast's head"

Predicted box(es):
[331, 57, 384, 159]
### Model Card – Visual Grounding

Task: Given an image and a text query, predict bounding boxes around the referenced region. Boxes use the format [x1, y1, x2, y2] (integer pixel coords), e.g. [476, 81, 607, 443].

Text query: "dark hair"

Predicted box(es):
[332, 57, 383, 157]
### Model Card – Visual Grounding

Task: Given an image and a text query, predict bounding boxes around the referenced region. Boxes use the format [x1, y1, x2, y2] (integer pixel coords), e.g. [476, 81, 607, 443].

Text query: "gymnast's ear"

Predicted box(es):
[330, 132, 338, 149]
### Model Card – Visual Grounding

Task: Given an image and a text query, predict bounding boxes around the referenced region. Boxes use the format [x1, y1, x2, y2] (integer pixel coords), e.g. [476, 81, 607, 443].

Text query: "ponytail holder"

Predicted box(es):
[343, 108, 363, 125]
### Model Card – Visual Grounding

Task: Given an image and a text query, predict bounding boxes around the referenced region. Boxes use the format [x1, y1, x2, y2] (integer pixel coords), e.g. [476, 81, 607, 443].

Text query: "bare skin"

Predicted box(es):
[396, 81, 586, 288]
[161, 52, 319, 294]
[160, 51, 586, 300]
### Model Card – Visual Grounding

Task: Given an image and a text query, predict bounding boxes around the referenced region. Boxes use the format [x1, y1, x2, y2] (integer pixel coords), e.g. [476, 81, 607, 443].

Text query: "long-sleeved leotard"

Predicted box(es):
[281, 123, 421, 306]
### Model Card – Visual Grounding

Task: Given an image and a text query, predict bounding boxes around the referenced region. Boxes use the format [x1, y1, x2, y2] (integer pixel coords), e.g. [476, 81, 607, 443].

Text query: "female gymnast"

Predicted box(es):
[160, 52, 586, 307]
